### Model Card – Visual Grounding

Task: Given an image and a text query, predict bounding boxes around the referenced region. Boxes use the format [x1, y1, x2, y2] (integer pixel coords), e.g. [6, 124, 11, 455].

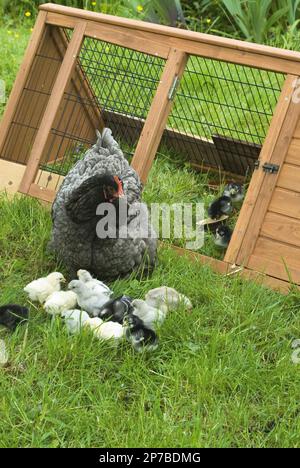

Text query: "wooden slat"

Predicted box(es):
[46, 13, 170, 59]
[248, 236, 300, 283]
[0, 11, 47, 157]
[269, 187, 300, 218]
[28, 183, 57, 203]
[293, 119, 300, 139]
[260, 211, 300, 248]
[86, 19, 170, 59]
[277, 163, 300, 192]
[19, 21, 87, 195]
[40, 4, 300, 74]
[169, 243, 297, 293]
[131, 48, 188, 183]
[285, 138, 300, 166]
[0, 160, 63, 197]
[225, 75, 300, 266]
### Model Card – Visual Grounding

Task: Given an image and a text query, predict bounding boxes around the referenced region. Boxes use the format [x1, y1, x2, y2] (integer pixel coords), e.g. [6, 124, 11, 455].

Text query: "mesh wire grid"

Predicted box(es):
[37, 30, 165, 190]
[0, 25, 285, 187]
[161, 55, 285, 177]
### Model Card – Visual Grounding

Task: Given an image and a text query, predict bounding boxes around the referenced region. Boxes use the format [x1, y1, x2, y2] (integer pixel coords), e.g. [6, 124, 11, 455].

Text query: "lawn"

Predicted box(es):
[1, 23, 300, 449]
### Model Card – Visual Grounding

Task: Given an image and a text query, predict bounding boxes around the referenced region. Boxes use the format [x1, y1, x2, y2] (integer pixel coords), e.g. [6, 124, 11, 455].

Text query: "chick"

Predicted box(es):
[85, 317, 124, 342]
[0, 304, 29, 331]
[84, 317, 103, 330]
[223, 182, 244, 204]
[214, 225, 232, 249]
[145, 286, 193, 314]
[68, 280, 111, 317]
[132, 299, 166, 330]
[98, 295, 134, 324]
[44, 291, 77, 316]
[62, 309, 90, 334]
[124, 314, 158, 353]
[24, 272, 65, 304]
[77, 269, 113, 296]
[208, 196, 232, 220]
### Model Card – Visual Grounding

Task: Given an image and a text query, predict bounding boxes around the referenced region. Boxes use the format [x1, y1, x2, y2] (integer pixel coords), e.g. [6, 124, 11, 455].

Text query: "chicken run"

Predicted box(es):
[1, 4, 300, 294]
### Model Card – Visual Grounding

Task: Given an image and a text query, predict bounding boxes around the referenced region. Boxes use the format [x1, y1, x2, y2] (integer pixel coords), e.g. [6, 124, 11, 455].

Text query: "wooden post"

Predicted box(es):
[19, 21, 87, 195]
[131, 48, 188, 183]
[0, 11, 47, 157]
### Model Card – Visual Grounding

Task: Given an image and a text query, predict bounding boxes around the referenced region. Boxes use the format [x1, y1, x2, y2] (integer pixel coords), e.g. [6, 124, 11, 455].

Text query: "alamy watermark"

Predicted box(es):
[95, 197, 204, 250]
[0, 79, 5, 104]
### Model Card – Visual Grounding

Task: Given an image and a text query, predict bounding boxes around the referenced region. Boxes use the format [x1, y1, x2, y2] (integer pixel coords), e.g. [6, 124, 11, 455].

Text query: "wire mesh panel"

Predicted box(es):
[36, 30, 165, 191]
[0, 26, 64, 165]
[159, 55, 285, 177]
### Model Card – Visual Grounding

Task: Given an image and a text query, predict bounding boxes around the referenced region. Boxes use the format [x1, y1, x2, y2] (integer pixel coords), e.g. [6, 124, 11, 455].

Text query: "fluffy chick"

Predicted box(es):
[24, 272, 65, 304]
[223, 182, 244, 203]
[77, 269, 113, 296]
[208, 196, 232, 220]
[68, 280, 111, 317]
[44, 291, 77, 316]
[214, 225, 232, 249]
[62, 309, 90, 334]
[0, 304, 29, 331]
[145, 286, 193, 314]
[85, 317, 124, 341]
[132, 299, 166, 330]
[98, 295, 134, 324]
[124, 314, 158, 353]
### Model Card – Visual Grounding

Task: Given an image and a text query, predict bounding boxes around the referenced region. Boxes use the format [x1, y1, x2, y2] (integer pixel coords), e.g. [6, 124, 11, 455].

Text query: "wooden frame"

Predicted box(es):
[2, 3, 300, 292]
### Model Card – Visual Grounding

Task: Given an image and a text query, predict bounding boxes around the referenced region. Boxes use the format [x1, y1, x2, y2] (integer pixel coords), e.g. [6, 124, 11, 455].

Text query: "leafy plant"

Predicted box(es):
[274, 0, 300, 26]
[121, 0, 187, 26]
[220, 0, 289, 43]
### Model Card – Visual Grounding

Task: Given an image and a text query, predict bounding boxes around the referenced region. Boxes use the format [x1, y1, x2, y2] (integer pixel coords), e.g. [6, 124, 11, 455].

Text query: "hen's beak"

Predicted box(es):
[114, 176, 124, 198]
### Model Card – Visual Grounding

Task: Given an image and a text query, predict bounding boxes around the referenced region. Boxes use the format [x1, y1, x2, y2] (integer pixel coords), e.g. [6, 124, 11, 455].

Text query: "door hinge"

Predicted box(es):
[262, 162, 280, 174]
[254, 160, 260, 169]
[168, 75, 180, 101]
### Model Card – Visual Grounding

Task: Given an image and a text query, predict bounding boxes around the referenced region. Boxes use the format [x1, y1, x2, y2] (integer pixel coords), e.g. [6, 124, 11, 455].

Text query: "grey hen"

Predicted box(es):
[49, 128, 157, 280]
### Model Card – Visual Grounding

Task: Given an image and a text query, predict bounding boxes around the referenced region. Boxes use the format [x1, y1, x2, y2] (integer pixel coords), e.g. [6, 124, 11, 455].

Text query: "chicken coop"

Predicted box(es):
[1, 3, 300, 292]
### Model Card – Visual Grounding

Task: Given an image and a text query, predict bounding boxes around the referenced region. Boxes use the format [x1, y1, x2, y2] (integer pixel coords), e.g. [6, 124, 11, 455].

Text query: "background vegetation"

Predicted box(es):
[1, 0, 300, 49]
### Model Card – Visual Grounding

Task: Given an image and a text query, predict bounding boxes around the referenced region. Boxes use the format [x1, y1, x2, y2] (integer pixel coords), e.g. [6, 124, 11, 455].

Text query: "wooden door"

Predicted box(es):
[225, 74, 300, 284]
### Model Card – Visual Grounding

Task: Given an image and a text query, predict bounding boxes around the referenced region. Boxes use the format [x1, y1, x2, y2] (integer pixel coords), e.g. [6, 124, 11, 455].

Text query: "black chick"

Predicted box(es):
[124, 314, 159, 352]
[98, 295, 134, 324]
[64, 174, 124, 224]
[0, 304, 29, 331]
[208, 196, 232, 220]
[223, 182, 244, 203]
[214, 225, 232, 249]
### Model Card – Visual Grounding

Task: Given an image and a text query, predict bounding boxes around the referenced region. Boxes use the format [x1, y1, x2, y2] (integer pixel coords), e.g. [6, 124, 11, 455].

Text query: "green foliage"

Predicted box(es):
[219, 0, 288, 43]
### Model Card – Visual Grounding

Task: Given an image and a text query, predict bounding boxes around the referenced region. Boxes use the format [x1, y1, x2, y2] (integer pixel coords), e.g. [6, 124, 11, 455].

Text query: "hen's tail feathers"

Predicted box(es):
[95, 128, 119, 152]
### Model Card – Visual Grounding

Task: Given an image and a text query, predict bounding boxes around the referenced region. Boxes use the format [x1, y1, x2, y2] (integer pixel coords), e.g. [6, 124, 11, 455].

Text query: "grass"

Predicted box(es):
[1, 194, 300, 448]
[1, 19, 300, 449]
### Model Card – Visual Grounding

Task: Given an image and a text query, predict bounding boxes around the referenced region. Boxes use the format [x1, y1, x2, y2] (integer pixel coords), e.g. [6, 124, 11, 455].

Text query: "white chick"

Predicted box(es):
[84, 317, 103, 330]
[44, 291, 77, 316]
[68, 280, 110, 317]
[62, 309, 90, 334]
[145, 286, 193, 314]
[85, 317, 124, 342]
[77, 269, 113, 296]
[132, 299, 166, 330]
[24, 272, 65, 304]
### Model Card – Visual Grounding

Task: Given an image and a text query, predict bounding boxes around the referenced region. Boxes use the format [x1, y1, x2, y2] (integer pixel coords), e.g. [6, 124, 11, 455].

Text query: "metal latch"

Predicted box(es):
[254, 160, 260, 169]
[168, 75, 180, 100]
[262, 163, 280, 174]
